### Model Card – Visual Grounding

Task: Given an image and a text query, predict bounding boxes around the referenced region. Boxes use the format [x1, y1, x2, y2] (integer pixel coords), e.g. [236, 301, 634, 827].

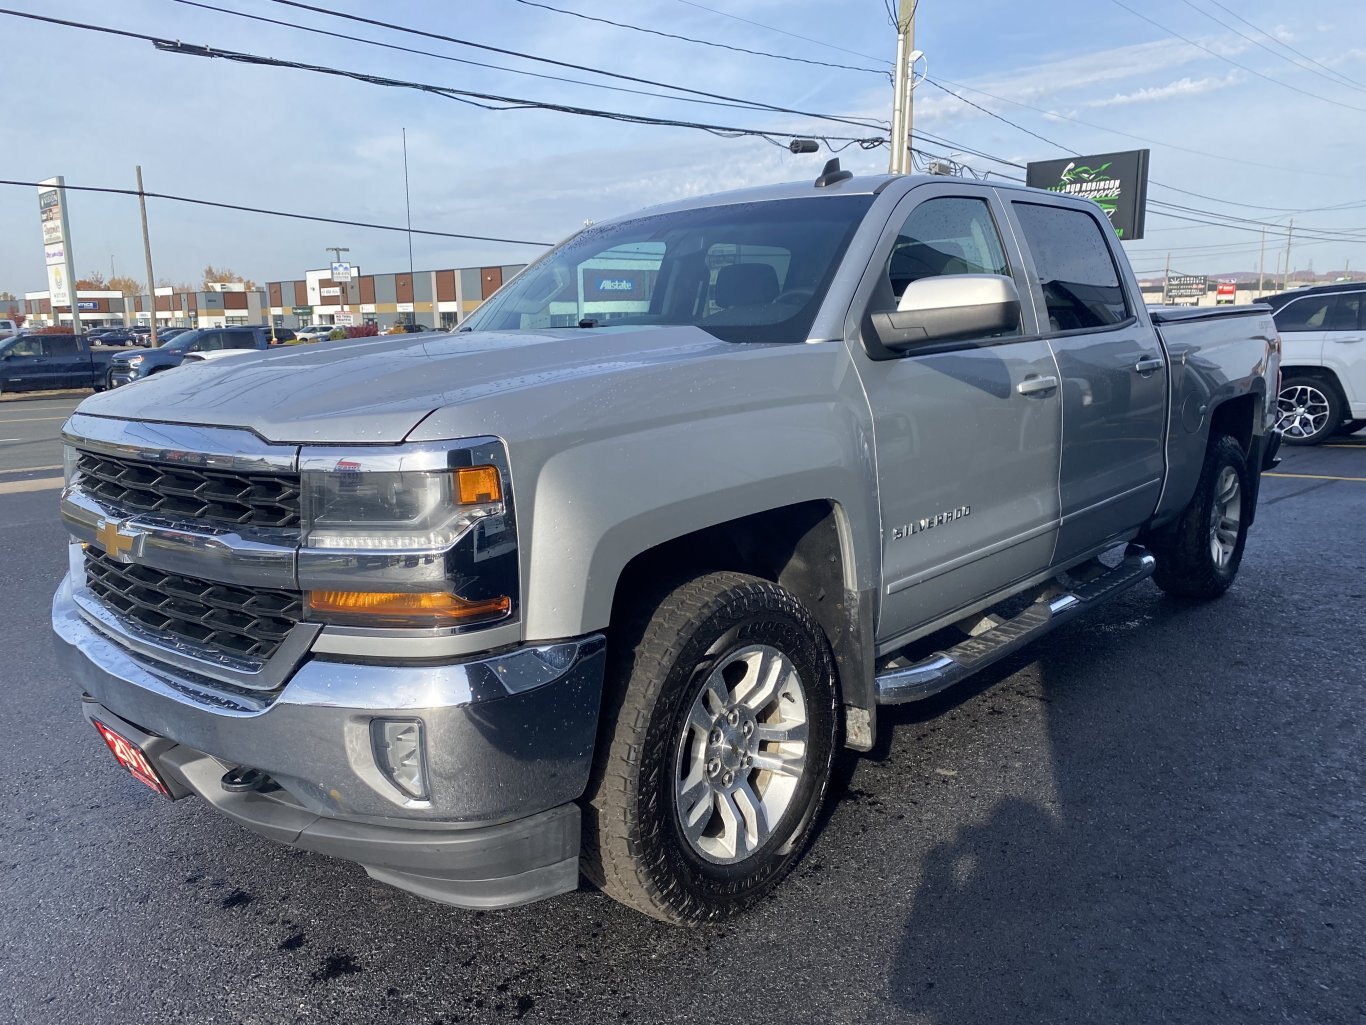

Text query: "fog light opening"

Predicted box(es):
[371, 718, 429, 801]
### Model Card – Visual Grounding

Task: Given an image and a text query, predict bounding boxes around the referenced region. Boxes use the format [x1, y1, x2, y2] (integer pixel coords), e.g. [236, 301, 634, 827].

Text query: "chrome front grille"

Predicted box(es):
[84, 549, 302, 663]
[76, 450, 302, 530]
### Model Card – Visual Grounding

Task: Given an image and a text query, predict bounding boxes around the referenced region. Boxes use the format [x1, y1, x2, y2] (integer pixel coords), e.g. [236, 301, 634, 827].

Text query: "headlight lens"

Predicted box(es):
[62, 443, 81, 487]
[302, 463, 503, 550]
[125, 355, 143, 367]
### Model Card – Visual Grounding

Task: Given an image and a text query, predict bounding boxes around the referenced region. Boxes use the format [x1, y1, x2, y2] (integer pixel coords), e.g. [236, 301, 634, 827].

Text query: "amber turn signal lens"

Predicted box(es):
[456, 465, 502, 505]
[307, 590, 510, 622]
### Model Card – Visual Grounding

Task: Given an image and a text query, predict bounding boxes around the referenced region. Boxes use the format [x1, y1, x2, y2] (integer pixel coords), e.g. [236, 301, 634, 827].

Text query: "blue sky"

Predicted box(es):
[1, 0, 1363, 293]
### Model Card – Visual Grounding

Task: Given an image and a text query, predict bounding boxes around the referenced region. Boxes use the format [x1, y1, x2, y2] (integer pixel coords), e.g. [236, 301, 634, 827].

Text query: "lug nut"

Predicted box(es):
[740, 721, 754, 737]
[743, 755, 752, 768]
[710, 728, 723, 745]
[707, 758, 721, 777]
[726, 710, 741, 726]
[722, 770, 734, 786]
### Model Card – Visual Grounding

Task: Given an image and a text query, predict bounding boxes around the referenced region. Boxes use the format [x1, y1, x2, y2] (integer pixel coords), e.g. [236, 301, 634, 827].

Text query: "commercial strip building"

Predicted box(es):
[6, 262, 528, 333]
[266, 264, 527, 331]
[13, 281, 267, 330]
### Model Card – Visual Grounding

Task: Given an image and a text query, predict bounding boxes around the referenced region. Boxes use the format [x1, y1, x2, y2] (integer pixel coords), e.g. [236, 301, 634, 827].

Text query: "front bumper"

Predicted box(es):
[107, 368, 139, 387]
[53, 575, 606, 908]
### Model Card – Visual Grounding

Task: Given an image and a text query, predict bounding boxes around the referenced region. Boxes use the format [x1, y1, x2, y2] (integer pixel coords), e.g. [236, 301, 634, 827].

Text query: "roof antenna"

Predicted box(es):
[815, 158, 853, 188]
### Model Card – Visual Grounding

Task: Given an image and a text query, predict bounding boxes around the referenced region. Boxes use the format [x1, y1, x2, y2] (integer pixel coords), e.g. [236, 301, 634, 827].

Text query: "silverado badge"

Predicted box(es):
[892, 505, 971, 541]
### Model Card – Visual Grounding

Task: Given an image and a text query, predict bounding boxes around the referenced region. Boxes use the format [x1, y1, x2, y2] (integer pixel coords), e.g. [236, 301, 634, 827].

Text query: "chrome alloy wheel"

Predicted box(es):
[1276, 383, 1332, 440]
[673, 644, 809, 865]
[1209, 465, 1242, 568]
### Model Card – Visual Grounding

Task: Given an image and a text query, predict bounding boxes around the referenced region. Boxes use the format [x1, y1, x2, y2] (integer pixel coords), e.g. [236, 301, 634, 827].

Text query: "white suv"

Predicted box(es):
[1264, 284, 1366, 445]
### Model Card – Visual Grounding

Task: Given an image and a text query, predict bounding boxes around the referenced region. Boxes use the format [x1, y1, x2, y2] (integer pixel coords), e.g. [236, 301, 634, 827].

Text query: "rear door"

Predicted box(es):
[1321, 290, 1366, 416]
[851, 183, 1063, 646]
[43, 334, 85, 388]
[1005, 198, 1167, 565]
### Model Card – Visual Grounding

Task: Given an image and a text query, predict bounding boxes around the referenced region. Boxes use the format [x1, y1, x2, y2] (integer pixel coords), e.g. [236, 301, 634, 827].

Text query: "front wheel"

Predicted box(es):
[1276, 375, 1342, 446]
[1151, 434, 1252, 599]
[582, 572, 837, 924]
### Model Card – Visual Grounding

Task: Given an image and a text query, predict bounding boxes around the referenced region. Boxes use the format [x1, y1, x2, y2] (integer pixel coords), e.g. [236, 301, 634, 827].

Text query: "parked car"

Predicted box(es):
[1258, 282, 1366, 443]
[89, 328, 134, 346]
[294, 324, 336, 343]
[387, 321, 432, 334]
[107, 326, 296, 386]
[54, 168, 1279, 923]
[0, 332, 131, 392]
[0, 318, 21, 341]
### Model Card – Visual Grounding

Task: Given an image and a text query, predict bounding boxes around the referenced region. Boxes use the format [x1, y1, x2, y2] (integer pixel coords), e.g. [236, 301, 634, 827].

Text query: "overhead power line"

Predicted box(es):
[1200, 0, 1366, 91]
[0, 178, 554, 246]
[1104, 0, 1366, 113]
[261, 0, 887, 131]
[928, 75, 1350, 181]
[0, 9, 885, 149]
[662, 0, 890, 65]
[1176, 0, 1366, 95]
[506, 0, 887, 76]
[172, 0, 860, 117]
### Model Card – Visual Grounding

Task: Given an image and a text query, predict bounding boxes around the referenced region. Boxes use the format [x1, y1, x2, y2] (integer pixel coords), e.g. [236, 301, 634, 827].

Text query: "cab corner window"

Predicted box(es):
[1013, 202, 1130, 332]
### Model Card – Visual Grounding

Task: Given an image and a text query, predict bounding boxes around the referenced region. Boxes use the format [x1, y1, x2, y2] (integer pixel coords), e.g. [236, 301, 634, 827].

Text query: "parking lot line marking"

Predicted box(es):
[0, 476, 63, 495]
[1264, 471, 1366, 483]
[1323, 444, 1366, 449]
[0, 464, 62, 474]
[0, 416, 69, 424]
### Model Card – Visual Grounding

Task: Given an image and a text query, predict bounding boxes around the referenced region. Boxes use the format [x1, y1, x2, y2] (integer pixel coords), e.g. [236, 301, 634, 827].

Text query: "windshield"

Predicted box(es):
[162, 330, 207, 352]
[462, 195, 875, 343]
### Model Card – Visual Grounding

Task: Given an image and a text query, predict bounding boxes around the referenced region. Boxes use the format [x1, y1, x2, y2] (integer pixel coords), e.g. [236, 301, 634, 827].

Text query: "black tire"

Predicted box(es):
[582, 571, 837, 924]
[1150, 434, 1251, 599]
[1276, 374, 1343, 446]
[1335, 419, 1366, 438]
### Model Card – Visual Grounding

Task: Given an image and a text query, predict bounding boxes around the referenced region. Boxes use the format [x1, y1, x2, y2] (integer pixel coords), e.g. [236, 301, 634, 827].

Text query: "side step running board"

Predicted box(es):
[874, 550, 1156, 705]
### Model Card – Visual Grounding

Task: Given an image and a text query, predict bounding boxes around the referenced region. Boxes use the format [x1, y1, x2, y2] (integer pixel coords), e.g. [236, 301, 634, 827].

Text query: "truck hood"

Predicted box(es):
[73, 327, 759, 444]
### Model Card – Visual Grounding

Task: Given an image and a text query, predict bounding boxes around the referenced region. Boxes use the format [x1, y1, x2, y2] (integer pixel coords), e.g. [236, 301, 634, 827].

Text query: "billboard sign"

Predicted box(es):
[1026, 149, 1150, 240]
[330, 261, 352, 283]
[46, 263, 70, 308]
[1166, 274, 1208, 300]
[1216, 281, 1237, 304]
[37, 177, 79, 325]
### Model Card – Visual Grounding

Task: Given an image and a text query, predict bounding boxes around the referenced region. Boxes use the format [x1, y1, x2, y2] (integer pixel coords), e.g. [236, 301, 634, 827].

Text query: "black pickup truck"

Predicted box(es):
[0, 334, 132, 394]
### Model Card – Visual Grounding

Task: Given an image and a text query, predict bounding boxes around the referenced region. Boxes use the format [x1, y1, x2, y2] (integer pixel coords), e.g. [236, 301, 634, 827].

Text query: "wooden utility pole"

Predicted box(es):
[888, 0, 917, 174]
[1282, 218, 1295, 290]
[1257, 229, 1265, 294]
[136, 166, 158, 348]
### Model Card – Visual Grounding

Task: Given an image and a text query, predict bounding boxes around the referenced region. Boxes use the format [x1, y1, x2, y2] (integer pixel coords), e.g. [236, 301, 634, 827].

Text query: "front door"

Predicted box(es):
[852, 186, 1063, 648]
[1006, 199, 1167, 565]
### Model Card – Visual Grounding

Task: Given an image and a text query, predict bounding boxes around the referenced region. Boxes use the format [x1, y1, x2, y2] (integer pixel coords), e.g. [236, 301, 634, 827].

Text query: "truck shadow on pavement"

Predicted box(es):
[874, 582, 1362, 1025]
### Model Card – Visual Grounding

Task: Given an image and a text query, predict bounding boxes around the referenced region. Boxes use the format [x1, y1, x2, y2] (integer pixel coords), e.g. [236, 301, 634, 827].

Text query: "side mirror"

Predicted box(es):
[870, 274, 1021, 351]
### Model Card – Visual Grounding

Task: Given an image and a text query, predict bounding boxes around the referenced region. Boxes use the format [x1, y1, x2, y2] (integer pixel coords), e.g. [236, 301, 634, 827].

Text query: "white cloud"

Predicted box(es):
[1085, 72, 1243, 108]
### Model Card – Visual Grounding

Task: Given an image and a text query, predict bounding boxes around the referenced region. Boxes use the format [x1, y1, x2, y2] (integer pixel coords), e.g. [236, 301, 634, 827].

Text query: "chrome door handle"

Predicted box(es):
[1017, 374, 1059, 396]
[1134, 356, 1165, 374]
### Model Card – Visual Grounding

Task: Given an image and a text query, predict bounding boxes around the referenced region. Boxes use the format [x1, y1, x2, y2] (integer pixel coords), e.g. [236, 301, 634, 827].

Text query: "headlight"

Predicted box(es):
[298, 440, 518, 629]
[62, 443, 81, 487]
[124, 355, 143, 368]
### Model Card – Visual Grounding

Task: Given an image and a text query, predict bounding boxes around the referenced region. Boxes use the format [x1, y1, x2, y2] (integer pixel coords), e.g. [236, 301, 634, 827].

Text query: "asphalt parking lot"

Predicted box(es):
[1, 394, 1362, 1025]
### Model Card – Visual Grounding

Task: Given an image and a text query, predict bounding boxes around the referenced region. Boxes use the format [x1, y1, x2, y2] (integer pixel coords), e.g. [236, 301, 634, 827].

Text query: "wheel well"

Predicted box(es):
[611, 502, 859, 705]
[1208, 393, 1258, 458]
[1279, 365, 1347, 404]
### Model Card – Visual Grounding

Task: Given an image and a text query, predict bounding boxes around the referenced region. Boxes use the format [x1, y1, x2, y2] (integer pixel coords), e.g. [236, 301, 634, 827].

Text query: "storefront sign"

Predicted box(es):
[1216, 281, 1237, 304]
[1026, 149, 1150, 240]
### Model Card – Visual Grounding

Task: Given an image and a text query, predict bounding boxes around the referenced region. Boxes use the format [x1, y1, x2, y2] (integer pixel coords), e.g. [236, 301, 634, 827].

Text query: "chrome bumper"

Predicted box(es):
[52, 573, 606, 825]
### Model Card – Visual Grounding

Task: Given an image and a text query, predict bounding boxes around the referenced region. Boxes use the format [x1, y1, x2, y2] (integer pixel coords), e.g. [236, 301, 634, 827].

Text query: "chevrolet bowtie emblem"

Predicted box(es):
[96, 518, 138, 560]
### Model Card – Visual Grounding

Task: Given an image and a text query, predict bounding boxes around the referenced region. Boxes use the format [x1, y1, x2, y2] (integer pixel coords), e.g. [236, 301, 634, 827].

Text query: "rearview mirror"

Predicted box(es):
[870, 274, 1021, 352]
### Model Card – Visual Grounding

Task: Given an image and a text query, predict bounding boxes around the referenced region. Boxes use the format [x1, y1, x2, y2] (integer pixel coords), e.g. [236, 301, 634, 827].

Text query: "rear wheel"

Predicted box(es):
[1276, 375, 1342, 446]
[1151, 434, 1251, 599]
[582, 571, 837, 924]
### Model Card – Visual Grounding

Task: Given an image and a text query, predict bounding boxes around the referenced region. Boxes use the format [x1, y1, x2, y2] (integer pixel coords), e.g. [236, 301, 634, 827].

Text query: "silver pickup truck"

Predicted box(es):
[52, 166, 1281, 924]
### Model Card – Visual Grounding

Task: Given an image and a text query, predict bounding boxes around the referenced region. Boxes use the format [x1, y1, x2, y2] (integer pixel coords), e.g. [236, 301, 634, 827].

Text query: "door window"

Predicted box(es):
[44, 335, 79, 356]
[1274, 295, 1334, 332]
[8, 338, 42, 358]
[1013, 202, 1130, 331]
[885, 197, 1012, 303]
[1327, 293, 1364, 331]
